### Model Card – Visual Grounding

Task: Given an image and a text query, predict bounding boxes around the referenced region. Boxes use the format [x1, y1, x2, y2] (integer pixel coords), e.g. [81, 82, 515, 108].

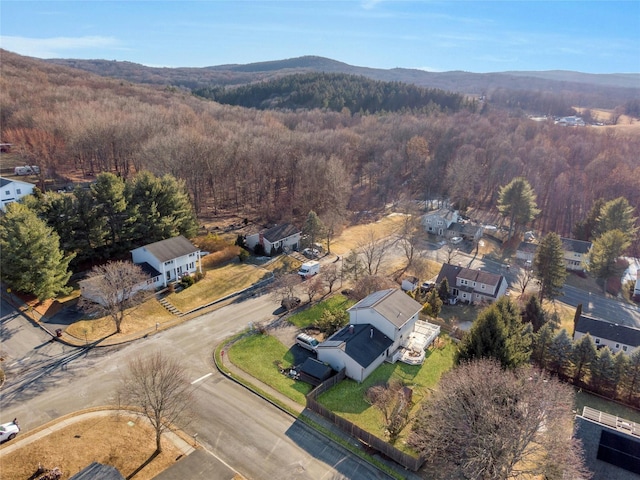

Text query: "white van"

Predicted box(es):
[298, 260, 320, 279]
[296, 333, 319, 352]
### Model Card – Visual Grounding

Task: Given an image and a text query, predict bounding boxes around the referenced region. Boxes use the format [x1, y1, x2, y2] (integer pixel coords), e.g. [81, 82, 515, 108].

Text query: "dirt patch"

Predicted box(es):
[0, 414, 183, 480]
[266, 318, 301, 348]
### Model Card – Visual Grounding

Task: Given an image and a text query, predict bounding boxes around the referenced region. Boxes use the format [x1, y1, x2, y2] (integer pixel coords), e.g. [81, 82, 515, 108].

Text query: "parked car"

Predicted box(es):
[420, 282, 434, 293]
[302, 248, 320, 258]
[281, 297, 301, 311]
[0, 419, 20, 442]
[295, 333, 319, 352]
[450, 236, 463, 245]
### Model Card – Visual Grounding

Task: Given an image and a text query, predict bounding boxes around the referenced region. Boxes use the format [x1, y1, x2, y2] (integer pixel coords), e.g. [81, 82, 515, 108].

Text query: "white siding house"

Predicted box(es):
[131, 236, 201, 288]
[436, 263, 507, 304]
[1, 177, 35, 211]
[574, 315, 640, 355]
[421, 208, 458, 236]
[317, 289, 423, 382]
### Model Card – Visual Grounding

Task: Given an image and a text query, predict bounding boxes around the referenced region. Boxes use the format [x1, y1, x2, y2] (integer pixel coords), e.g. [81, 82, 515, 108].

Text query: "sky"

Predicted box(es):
[1, 1, 639, 74]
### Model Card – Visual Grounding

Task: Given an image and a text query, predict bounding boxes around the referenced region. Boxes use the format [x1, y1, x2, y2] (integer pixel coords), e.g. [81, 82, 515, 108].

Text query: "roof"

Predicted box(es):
[131, 235, 198, 263]
[422, 208, 457, 222]
[561, 237, 592, 254]
[348, 288, 422, 328]
[0, 177, 34, 188]
[436, 263, 503, 288]
[298, 357, 334, 384]
[447, 222, 484, 236]
[69, 462, 125, 480]
[516, 241, 538, 254]
[576, 315, 640, 348]
[318, 324, 393, 369]
[137, 261, 162, 278]
[260, 223, 300, 243]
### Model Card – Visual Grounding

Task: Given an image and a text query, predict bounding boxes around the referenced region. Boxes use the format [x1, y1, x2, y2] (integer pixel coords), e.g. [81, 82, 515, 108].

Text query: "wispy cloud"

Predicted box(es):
[0, 35, 119, 58]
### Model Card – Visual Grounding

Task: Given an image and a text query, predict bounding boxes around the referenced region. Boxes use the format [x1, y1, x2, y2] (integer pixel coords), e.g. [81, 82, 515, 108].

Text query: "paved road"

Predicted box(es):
[0, 293, 393, 480]
[560, 285, 640, 328]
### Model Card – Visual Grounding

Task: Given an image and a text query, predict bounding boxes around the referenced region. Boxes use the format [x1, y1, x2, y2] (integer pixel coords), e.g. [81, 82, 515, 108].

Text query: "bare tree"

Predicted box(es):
[396, 207, 422, 272]
[516, 263, 535, 295]
[270, 273, 300, 303]
[351, 275, 396, 301]
[117, 351, 194, 453]
[322, 263, 340, 293]
[302, 275, 325, 303]
[443, 242, 461, 265]
[79, 261, 149, 334]
[409, 359, 591, 480]
[366, 379, 412, 444]
[359, 228, 392, 276]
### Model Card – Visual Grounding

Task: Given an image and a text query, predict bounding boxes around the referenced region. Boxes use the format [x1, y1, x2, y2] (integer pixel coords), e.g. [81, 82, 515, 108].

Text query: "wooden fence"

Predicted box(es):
[306, 369, 425, 472]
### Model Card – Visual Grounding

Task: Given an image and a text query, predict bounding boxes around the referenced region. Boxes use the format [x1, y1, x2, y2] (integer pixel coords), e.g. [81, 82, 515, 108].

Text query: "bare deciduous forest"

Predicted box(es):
[2, 50, 639, 240]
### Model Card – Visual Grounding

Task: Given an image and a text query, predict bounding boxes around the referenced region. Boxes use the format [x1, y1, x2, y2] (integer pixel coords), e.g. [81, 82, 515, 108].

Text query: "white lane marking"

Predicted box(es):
[191, 372, 213, 385]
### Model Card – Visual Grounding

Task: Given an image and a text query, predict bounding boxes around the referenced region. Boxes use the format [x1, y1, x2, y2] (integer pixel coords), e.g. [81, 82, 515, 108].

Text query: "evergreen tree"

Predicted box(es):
[620, 349, 640, 404]
[612, 353, 629, 400]
[521, 294, 546, 332]
[421, 288, 443, 318]
[437, 277, 450, 302]
[595, 196, 638, 238]
[573, 197, 605, 241]
[91, 172, 131, 250]
[497, 177, 540, 240]
[533, 232, 567, 303]
[342, 250, 363, 282]
[532, 322, 555, 368]
[571, 334, 597, 384]
[587, 229, 631, 292]
[302, 210, 325, 249]
[0, 203, 74, 300]
[547, 330, 573, 378]
[589, 347, 617, 396]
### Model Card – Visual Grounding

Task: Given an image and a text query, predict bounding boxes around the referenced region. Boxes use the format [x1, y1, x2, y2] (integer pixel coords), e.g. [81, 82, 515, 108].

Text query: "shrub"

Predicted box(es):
[201, 245, 241, 268]
[193, 271, 206, 282]
[180, 275, 195, 288]
[166, 283, 175, 294]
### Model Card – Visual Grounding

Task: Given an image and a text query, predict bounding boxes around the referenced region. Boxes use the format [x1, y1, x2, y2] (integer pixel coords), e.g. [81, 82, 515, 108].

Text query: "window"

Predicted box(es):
[16, 189, 21, 194]
[623, 346, 628, 352]
[4, 190, 9, 195]
[616, 344, 620, 349]
[595, 338, 600, 344]
[481, 284, 485, 290]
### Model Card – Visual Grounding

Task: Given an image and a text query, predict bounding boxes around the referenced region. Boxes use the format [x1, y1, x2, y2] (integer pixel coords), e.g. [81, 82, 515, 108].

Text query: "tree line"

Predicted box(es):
[2, 50, 639, 243]
[193, 72, 471, 114]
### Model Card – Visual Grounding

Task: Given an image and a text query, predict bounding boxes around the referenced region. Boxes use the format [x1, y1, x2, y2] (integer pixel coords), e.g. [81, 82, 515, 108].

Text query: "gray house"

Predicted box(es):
[245, 223, 301, 256]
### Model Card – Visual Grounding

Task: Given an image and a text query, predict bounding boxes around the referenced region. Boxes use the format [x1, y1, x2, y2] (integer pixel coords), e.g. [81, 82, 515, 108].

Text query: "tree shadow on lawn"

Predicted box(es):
[126, 450, 160, 479]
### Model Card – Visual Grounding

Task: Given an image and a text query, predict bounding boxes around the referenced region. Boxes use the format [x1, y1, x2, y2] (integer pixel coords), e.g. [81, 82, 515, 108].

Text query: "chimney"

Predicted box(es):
[370, 328, 374, 338]
[349, 325, 354, 334]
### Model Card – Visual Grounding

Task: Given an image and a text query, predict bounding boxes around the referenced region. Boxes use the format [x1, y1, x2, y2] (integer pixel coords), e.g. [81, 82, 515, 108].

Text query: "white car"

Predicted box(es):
[450, 237, 463, 245]
[0, 419, 20, 442]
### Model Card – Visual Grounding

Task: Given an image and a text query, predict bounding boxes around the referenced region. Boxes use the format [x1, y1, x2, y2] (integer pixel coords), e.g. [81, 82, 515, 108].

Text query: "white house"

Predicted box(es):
[245, 223, 301, 256]
[78, 262, 160, 306]
[130, 236, 201, 288]
[0, 177, 35, 211]
[317, 289, 424, 382]
[560, 237, 592, 271]
[574, 314, 640, 355]
[421, 208, 458, 236]
[436, 263, 507, 304]
[634, 271, 640, 298]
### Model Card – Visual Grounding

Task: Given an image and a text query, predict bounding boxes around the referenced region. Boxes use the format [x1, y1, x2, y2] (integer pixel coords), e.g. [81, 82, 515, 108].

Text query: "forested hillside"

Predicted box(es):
[193, 72, 471, 113]
[2, 50, 639, 246]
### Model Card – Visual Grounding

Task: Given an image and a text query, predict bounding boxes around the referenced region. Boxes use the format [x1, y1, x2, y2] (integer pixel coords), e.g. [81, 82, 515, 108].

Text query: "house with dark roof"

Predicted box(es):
[421, 208, 458, 236]
[574, 314, 640, 355]
[516, 237, 592, 271]
[131, 235, 201, 288]
[317, 289, 423, 382]
[436, 263, 507, 304]
[245, 223, 301, 256]
[0, 177, 35, 211]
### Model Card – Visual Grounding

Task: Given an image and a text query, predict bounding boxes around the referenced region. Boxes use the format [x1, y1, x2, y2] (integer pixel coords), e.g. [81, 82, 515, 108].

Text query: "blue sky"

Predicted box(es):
[2, 1, 639, 73]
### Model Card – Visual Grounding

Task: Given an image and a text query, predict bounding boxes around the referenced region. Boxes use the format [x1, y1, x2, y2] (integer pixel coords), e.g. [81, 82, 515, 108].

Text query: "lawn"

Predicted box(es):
[287, 294, 355, 329]
[168, 261, 267, 312]
[317, 339, 457, 448]
[330, 214, 407, 256]
[575, 390, 640, 424]
[228, 333, 313, 404]
[0, 413, 182, 480]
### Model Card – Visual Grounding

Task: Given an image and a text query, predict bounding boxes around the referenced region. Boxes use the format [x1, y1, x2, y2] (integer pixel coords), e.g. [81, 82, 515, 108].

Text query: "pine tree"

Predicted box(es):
[421, 288, 443, 318]
[571, 334, 597, 384]
[497, 177, 540, 240]
[620, 349, 640, 404]
[533, 232, 567, 303]
[589, 347, 617, 396]
[588, 229, 631, 293]
[0, 203, 74, 300]
[521, 295, 546, 332]
[532, 322, 555, 368]
[547, 330, 573, 378]
[595, 196, 638, 238]
[302, 210, 325, 249]
[437, 277, 450, 302]
[573, 198, 605, 241]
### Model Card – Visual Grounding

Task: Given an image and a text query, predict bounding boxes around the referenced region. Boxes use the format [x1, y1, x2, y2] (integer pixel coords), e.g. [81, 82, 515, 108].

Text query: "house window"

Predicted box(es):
[623, 346, 628, 352]
[595, 338, 600, 344]
[437, 220, 443, 225]
[481, 284, 485, 290]
[616, 343, 620, 349]
[166, 272, 171, 280]
[16, 189, 21, 194]
[4, 190, 9, 195]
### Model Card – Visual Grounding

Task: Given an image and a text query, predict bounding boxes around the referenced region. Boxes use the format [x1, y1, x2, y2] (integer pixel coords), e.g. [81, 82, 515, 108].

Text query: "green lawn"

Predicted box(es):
[317, 340, 457, 447]
[575, 390, 640, 424]
[288, 294, 355, 328]
[228, 333, 312, 404]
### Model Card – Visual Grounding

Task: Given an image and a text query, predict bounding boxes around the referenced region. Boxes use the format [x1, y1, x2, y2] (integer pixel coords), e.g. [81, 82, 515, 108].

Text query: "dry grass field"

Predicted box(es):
[0, 414, 182, 480]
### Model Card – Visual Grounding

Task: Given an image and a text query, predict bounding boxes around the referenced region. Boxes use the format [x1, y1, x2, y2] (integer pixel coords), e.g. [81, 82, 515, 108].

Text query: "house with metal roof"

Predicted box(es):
[317, 289, 425, 382]
[0, 177, 35, 211]
[436, 263, 507, 305]
[245, 223, 301, 256]
[131, 235, 201, 288]
[574, 314, 640, 355]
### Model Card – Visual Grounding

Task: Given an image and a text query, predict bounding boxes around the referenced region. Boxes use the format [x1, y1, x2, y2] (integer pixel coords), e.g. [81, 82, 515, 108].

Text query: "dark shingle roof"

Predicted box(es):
[299, 357, 334, 382]
[318, 324, 393, 369]
[561, 237, 592, 254]
[348, 288, 422, 328]
[517, 241, 538, 254]
[137, 261, 162, 278]
[70, 462, 125, 480]
[436, 263, 502, 288]
[260, 223, 300, 242]
[576, 315, 640, 348]
[133, 236, 198, 263]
